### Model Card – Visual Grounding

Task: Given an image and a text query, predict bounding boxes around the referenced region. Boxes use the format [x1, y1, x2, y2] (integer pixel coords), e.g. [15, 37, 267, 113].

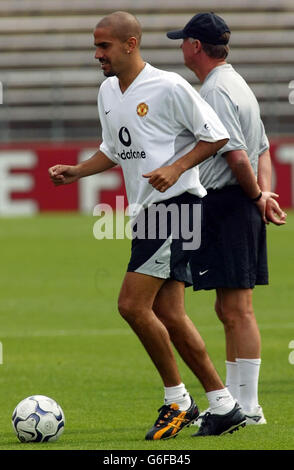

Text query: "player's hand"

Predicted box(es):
[48, 164, 79, 186]
[254, 191, 279, 224]
[143, 165, 180, 192]
[265, 197, 287, 225]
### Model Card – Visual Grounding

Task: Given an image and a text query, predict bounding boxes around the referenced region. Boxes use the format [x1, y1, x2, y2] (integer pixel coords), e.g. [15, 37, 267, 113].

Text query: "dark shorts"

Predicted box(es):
[127, 192, 202, 285]
[190, 186, 268, 290]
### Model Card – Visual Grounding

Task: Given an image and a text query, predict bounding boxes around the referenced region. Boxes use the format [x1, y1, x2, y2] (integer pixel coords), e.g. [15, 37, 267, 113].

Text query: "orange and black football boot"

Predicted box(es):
[145, 396, 199, 440]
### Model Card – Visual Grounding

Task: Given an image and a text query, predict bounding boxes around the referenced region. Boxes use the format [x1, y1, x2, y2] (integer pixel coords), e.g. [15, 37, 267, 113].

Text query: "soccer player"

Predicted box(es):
[49, 11, 247, 439]
[165, 12, 287, 432]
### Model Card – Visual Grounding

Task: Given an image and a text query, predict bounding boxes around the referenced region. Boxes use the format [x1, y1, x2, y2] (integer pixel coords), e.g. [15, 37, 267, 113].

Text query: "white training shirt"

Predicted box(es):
[98, 63, 229, 211]
[199, 64, 269, 190]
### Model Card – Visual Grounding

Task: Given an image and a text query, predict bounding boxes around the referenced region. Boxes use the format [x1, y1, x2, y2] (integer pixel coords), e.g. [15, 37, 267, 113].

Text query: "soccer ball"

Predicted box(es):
[12, 395, 65, 442]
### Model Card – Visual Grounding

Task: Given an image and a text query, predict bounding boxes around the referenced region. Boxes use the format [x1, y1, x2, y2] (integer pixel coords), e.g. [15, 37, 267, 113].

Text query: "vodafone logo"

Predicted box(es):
[119, 127, 132, 147]
[117, 127, 146, 160]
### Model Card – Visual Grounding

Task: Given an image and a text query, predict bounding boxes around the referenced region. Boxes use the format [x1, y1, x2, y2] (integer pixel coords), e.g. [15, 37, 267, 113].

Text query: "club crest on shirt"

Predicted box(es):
[137, 102, 148, 117]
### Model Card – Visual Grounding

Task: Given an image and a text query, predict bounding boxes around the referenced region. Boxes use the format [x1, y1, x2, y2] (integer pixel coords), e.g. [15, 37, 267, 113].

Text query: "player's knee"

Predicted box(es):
[153, 306, 178, 330]
[117, 297, 133, 320]
[117, 297, 145, 325]
[237, 307, 255, 326]
[215, 300, 225, 322]
[216, 303, 255, 329]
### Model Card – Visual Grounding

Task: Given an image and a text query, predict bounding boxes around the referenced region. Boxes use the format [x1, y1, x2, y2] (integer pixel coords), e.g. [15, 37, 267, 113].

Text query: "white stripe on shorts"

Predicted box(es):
[134, 235, 172, 279]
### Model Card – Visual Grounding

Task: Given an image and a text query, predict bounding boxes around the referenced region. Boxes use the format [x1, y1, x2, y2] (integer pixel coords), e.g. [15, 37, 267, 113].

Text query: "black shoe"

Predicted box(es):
[192, 402, 246, 437]
[145, 396, 199, 440]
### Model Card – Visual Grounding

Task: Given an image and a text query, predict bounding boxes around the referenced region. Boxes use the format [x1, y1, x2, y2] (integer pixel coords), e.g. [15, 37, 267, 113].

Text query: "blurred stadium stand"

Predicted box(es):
[0, 0, 293, 142]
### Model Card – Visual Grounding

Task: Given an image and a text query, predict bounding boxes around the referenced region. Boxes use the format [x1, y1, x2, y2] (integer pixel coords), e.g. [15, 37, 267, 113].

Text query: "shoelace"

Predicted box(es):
[155, 405, 176, 427]
[155, 405, 188, 429]
[199, 411, 212, 429]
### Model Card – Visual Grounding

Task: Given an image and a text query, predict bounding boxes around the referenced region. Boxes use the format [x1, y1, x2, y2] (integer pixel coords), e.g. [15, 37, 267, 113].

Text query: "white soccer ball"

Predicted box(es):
[12, 395, 65, 442]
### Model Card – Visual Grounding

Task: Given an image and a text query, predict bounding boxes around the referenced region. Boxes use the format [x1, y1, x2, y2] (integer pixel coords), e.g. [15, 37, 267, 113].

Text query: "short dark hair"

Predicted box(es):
[96, 11, 142, 45]
[201, 32, 230, 59]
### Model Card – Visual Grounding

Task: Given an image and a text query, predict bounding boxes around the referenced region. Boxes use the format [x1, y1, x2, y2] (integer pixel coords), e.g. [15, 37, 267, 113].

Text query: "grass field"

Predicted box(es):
[0, 211, 294, 453]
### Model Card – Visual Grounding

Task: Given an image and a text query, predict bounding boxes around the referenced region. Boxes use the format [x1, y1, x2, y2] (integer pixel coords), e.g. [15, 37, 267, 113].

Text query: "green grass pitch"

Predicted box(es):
[0, 211, 293, 451]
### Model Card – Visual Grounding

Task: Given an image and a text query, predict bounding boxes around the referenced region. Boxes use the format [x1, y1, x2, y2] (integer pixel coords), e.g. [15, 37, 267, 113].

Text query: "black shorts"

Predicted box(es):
[190, 186, 268, 290]
[127, 192, 202, 285]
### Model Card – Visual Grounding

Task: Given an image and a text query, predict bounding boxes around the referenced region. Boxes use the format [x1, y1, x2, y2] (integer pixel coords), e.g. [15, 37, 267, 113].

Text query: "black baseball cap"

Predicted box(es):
[166, 12, 230, 45]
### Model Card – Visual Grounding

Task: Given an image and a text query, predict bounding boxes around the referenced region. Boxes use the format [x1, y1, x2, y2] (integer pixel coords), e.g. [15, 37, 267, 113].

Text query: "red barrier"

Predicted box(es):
[0, 142, 126, 215]
[0, 139, 293, 215]
[269, 138, 294, 209]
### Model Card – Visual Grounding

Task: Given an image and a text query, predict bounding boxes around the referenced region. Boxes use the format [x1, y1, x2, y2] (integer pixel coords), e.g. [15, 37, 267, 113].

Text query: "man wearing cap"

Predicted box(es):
[156, 12, 287, 435]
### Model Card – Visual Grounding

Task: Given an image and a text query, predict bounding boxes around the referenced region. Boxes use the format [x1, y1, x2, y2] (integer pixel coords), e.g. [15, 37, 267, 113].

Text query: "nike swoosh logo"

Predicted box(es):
[155, 260, 165, 265]
[199, 270, 209, 276]
[216, 395, 230, 401]
[245, 415, 261, 422]
[105, 110, 111, 115]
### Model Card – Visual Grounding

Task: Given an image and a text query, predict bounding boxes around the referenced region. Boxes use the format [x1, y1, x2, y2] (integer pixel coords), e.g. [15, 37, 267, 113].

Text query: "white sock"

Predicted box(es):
[206, 387, 236, 415]
[164, 383, 191, 410]
[236, 358, 261, 412]
[225, 361, 240, 402]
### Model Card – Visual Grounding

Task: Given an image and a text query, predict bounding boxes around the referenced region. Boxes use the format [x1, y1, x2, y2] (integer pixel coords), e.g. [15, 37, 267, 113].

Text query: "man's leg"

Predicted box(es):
[215, 288, 265, 423]
[118, 271, 181, 387]
[215, 287, 261, 361]
[153, 280, 224, 392]
[118, 271, 200, 440]
[152, 279, 246, 436]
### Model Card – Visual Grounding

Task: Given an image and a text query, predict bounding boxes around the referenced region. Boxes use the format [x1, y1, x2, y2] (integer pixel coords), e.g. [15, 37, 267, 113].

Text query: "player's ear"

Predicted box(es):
[125, 36, 137, 54]
[193, 39, 202, 54]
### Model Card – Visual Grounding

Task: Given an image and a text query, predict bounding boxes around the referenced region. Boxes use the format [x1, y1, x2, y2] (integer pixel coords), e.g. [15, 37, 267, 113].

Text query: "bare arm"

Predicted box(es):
[224, 149, 278, 223]
[143, 138, 228, 192]
[48, 149, 117, 186]
[257, 149, 287, 225]
[257, 149, 272, 191]
[225, 149, 262, 198]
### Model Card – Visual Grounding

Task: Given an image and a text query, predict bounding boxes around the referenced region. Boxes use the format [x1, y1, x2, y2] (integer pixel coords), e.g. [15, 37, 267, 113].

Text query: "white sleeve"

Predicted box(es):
[98, 90, 119, 164]
[171, 80, 230, 143]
